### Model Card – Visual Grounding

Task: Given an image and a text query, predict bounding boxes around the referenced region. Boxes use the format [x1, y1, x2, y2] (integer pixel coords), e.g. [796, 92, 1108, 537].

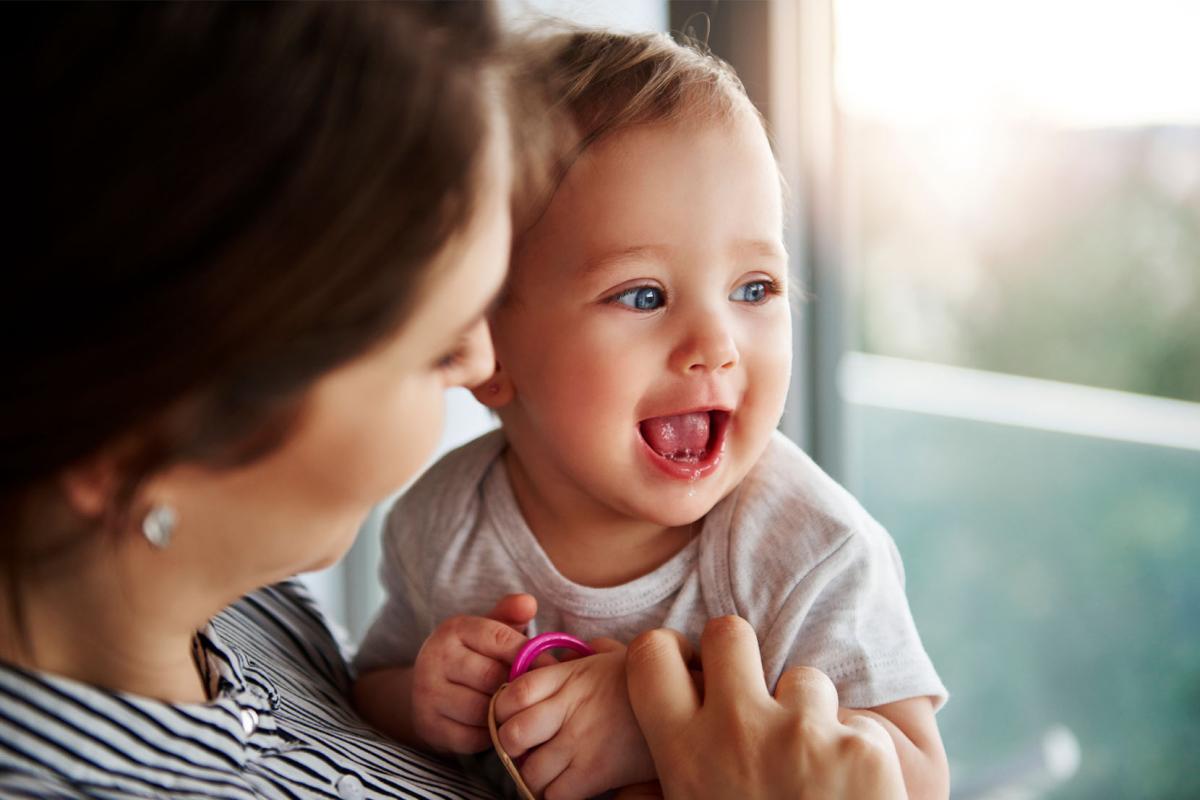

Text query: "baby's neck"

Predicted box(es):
[503, 449, 698, 588]
[537, 517, 696, 588]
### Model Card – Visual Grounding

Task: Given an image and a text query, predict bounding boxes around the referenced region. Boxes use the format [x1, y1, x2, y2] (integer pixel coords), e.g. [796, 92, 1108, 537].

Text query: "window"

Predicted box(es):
[829, 1, 1200, 796]
[313, 3, 1198, 796]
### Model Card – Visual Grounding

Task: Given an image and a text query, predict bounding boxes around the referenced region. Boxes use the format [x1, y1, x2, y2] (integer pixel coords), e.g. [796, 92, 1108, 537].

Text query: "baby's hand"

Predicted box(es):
[493, 639, 656, 800]
[410, 594, 536, 754]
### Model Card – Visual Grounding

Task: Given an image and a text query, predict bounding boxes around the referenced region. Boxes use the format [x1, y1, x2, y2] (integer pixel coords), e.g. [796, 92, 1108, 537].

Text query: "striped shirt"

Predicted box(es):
[0, 581, 496, 799]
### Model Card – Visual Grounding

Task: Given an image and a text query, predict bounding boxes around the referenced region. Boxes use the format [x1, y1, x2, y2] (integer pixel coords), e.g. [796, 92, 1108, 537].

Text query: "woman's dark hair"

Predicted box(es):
[1, 3, 504, 561]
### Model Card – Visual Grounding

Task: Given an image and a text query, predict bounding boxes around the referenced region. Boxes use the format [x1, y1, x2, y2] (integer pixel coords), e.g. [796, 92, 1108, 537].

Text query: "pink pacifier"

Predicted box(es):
[488, 632, 596, 800]
[508, 631, 596, 681]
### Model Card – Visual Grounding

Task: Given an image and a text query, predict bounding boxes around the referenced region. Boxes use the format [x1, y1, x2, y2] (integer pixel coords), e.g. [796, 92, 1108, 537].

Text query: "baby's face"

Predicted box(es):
[491, 110, 791, 529]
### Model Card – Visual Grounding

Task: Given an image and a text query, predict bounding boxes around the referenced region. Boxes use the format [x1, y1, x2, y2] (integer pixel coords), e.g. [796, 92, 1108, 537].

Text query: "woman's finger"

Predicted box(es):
[625, 628, 698, 746]
[773, 665, 840, 722]
[838, 715, 907, 799]
[841, 710, 897, 752]
[696, 616, 770, 708]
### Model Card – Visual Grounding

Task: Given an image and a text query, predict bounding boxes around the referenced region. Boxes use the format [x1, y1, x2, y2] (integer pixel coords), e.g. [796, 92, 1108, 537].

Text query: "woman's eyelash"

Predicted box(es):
[436, 347, 466, 370]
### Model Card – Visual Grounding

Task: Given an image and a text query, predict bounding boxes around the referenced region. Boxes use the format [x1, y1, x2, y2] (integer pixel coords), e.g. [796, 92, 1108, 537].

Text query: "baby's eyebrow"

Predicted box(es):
[732, 238, 789, 263]
[578, 244, 671, 278]
[577, 240, 787, 279]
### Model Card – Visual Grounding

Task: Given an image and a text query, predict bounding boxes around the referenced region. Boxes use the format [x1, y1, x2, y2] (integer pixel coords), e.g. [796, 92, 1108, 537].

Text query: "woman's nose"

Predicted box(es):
[456, 319, 496, 388]
[669, 315, 739, 374]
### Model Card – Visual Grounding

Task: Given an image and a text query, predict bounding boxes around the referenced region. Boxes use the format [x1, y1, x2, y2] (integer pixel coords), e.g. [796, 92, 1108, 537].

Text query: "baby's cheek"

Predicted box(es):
[543, 345, 626, 408]
[755, 331, 793, 405]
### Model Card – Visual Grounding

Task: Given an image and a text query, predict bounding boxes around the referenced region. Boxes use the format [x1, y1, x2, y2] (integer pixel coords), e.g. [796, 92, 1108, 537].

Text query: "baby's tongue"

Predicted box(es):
[640, 412, 710, 459]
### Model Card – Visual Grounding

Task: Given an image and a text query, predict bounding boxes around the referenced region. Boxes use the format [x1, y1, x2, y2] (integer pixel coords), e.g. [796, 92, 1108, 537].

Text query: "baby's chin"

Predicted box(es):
[625, 489, 727, 531]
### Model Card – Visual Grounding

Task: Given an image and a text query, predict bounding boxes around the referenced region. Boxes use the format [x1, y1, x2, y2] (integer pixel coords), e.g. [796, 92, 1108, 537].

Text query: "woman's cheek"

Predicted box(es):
[329, 376, 446, 504]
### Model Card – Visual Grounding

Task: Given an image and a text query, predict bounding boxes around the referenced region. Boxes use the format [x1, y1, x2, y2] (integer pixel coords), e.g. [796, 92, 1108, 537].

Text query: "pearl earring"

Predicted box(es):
[142, 504, 178, 549]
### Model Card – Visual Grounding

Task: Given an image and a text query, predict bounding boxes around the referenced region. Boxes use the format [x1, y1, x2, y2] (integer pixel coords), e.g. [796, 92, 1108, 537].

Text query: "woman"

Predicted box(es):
[0, 4, 902, 797]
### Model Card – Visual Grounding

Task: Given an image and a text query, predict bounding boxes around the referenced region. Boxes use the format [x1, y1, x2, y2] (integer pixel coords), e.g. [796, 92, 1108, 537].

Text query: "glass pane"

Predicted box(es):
[835, 0, 1200, 402]
[846, 402, 1200, 799]
[834, 2, 1200, 797]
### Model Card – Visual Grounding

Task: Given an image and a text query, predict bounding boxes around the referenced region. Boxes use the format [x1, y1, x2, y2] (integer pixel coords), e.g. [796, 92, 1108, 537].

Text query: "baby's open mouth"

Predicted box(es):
[638, 410, 730, 464]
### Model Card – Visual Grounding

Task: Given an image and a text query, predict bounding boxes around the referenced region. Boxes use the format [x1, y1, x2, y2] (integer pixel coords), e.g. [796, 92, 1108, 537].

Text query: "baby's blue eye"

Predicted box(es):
[613, 286, 665, 310]
[730, 280, 771, 303]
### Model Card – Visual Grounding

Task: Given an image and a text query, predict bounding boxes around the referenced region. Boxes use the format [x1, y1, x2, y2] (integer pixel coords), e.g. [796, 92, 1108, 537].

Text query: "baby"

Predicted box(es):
[355, 29, 948, 800]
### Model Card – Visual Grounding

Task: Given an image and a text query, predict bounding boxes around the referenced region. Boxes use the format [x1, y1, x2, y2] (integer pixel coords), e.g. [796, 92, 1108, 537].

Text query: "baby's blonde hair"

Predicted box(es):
[511, 26, 762, 232]
[541, 28, 750, 139]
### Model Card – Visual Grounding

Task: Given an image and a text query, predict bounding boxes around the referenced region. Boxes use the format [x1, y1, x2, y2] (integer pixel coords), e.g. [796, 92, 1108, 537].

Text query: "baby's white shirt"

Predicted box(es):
[355, 429, 947, 710]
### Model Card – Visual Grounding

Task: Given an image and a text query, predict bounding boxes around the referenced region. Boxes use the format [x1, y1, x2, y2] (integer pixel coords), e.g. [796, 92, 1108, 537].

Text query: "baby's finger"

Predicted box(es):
[444, 649, 508, 694]
[457, 616, 529, 663]
[517, 736, 571, 798]
[612, 782, 664, 799]
[486, 593, 538, 630]
[437, 683, 493, 727]
[497, 696, 569, 758]
[493, 664, 571, 721]
[433, 716, 492, 754]
[531, 650, 560, 669]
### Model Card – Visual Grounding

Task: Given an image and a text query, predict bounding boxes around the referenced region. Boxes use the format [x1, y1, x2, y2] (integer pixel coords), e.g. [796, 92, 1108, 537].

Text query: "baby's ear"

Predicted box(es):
[470, 361, 515, 410]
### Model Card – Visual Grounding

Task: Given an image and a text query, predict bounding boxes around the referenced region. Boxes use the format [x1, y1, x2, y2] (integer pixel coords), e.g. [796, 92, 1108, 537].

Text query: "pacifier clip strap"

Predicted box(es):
[488, 632, 596, 800]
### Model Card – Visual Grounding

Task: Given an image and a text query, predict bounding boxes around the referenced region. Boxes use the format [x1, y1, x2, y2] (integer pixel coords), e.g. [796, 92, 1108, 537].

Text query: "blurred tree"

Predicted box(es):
[845, 123, 1200, 798]
[854, 125, 1200, 404]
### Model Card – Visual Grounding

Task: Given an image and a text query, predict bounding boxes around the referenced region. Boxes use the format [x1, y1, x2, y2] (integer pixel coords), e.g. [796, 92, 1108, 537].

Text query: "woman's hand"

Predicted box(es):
[624, 616, 907, 800]
[493, 638, 657, 799]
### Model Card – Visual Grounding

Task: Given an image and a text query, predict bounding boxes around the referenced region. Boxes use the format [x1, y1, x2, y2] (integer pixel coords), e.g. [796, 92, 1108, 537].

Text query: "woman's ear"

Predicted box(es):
[470, 360, 515, 410]
[58, 455, 117, 520]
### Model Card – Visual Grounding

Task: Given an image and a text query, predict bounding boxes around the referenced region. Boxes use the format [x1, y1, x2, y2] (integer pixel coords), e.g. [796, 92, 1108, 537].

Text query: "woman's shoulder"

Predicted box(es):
[221, 579, 342, 642]
[0, 652, 251, 798]
[0, 585, 497, 800]
[216, 579, 354, 691]
[0, 769, 88, 799]
[211, 582, 499, 799]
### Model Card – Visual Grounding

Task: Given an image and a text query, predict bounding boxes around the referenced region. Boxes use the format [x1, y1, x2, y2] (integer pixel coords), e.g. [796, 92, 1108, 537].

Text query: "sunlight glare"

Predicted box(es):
[835, 0, 1200, 127]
